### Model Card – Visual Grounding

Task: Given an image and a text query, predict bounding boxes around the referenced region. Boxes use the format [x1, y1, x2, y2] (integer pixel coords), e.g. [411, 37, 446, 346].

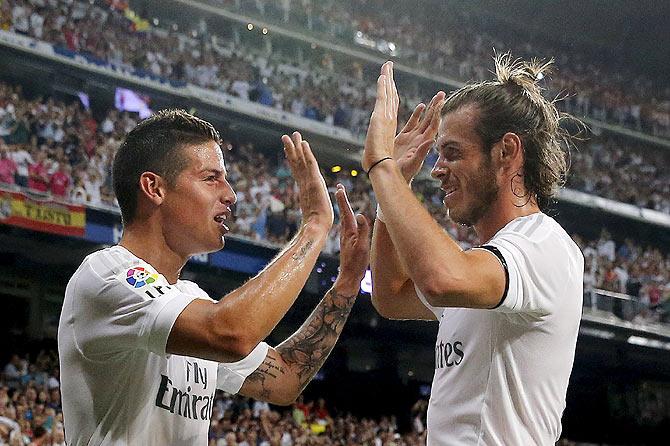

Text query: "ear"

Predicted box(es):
[495, 132, 524, 173]
[138, 172, 167, 207]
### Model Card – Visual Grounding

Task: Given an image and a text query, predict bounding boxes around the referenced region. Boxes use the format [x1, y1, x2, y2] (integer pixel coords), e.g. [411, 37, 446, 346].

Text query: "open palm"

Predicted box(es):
[394, 91, 446, 182]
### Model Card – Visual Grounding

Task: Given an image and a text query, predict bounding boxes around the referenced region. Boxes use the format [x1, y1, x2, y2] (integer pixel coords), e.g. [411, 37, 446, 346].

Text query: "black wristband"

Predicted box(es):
[366, 157, 393, 175]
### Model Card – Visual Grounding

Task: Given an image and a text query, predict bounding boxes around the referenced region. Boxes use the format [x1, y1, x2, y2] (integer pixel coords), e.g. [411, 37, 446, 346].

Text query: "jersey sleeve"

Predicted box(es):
[216, 342, 270, 394]
[482, 230, 555, 317]
[414, 284, 445, 320]
[70, 256, 197, 359]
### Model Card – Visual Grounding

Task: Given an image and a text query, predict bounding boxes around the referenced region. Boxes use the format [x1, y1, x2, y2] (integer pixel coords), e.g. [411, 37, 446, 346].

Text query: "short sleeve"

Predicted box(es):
[414, 284, 445, 320]
[216, 342, 270, 394]
[484, 232, 553, 317]
[71, 257, 196, 359]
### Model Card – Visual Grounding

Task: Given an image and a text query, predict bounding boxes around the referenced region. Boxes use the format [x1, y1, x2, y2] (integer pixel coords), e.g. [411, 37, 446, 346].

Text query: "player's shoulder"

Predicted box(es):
[490, 212, 583, 262]
[493, 212, 552, 241]
[492, 213, 563, 244]
[73, 245, 169, 294]
[78, 245, 143, 279]
[176, 279, 213, 301]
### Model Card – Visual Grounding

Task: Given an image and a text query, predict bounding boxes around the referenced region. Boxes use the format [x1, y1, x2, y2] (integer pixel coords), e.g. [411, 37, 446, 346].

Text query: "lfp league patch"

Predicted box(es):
[116, 263, 171, 299]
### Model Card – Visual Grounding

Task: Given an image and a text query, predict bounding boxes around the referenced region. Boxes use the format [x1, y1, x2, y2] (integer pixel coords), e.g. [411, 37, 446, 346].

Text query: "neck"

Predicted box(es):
[474, 194, 541, 243]
[119, 219, 186, 284]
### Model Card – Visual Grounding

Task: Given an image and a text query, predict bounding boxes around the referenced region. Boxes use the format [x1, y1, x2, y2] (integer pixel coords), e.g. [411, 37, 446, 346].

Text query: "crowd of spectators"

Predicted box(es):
[0, 350, 427, 445]
[225, 0, 670, 138]
[1, 70, 669, 216]
[5, 0, 670, 143]
[1, 0, 414, 137]
[574, 230, 670, 324]
[0, 78, 668, 324]
[5, 350, 664, 445]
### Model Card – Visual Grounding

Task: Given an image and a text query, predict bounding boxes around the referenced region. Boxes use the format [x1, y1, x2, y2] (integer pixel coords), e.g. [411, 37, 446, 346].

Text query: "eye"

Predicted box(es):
[441, 147, 461, 161]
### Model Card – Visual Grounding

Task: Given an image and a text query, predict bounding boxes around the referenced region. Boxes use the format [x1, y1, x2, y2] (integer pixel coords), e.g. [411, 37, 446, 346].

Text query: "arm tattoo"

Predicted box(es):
[244, 287, 356, 399]
[244, 350, 286, 400]
[277, 288, 357, 388]
[292, 239, 314, 261]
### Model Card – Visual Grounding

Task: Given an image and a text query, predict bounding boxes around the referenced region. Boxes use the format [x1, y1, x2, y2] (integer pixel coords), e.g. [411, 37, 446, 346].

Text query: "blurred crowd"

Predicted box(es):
[1, 0, 409, 137]
[0, 351, 427, 445]
[0, 79, 668, 323]
[4, 0, 670, 143]
[226, 0, 670, 138]
[574, 230, 670, 324]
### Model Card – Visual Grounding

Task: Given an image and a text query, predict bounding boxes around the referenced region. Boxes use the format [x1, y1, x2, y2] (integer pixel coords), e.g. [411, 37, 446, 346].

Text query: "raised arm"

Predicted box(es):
[167, 132, 334, 362]
[238, 184, 370, 405]
[363, 63, 505, 310]
[371, 93, 444, 321]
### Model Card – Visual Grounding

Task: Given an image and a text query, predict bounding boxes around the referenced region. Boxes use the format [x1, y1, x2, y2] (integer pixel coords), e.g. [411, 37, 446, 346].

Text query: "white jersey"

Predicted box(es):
[58, 246, 268, 446]
[418, 213, 584, 445]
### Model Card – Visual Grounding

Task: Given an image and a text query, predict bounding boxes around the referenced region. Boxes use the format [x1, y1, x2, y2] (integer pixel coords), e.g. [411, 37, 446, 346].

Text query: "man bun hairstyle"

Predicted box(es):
[442, 52, 581, 211]
[113, 109, 221, 225]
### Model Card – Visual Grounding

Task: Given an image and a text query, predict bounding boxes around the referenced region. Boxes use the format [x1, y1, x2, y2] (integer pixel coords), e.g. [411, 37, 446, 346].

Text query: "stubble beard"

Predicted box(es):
[446, 161, 499, 228]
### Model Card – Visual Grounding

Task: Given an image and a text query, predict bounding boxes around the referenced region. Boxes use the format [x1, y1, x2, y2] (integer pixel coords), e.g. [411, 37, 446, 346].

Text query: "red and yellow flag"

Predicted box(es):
[0, 188, 85, 237]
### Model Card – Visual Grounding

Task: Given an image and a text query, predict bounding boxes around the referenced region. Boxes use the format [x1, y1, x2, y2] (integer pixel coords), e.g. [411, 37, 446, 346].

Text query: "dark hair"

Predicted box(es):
[33, 425, 48, 438]
[441, 53, 580, 211]
[112, 109, 221, 225]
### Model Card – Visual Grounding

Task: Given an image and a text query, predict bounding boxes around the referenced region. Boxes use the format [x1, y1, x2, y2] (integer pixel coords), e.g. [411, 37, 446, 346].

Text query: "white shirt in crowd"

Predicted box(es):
[11, 6, 30, 33]
[58, 246, 269, 445]
[10, 148, 33, 178]
[416, 213, 584, 445]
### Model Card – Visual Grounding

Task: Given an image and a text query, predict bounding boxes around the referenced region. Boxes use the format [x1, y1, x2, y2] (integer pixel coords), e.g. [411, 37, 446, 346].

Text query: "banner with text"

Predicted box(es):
[0, 189, 85, 237]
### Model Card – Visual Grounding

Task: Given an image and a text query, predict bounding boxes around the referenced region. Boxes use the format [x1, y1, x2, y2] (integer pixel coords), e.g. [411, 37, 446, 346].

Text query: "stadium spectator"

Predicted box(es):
[0, 142, 17, 185]
[48, 163, 71, 199]
[27, 151, 50, 193]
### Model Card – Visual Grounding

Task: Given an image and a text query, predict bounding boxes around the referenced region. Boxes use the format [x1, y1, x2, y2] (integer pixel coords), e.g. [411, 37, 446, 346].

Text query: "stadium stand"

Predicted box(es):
[0, 79, 668, 327]
[218, 0, 670, 139]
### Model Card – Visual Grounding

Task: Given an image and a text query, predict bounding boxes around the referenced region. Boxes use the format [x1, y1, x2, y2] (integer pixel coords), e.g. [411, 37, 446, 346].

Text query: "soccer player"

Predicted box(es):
[365, 59, 584, 444]
[58, 110, 371, 445]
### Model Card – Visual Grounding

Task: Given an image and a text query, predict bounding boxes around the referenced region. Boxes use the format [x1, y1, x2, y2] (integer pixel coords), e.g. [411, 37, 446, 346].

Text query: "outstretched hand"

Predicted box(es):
[282, 131, 333, 231]
[394, 91, 446, 183]
[334, 184, 370, 293]
[362, 61, 399, 174]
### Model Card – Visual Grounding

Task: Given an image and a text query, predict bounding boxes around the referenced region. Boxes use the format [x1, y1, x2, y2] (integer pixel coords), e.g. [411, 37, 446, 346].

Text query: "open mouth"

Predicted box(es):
[441, 184, 458, 197]
[214, 212, 230, 233]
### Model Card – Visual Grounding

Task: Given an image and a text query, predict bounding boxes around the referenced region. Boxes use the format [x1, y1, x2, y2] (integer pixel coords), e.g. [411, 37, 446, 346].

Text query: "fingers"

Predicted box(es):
[335, 184, 356, 233]
[391, 65, 399, 113]
[425, 97, 445, 137]
[415, 139, 434, 161]
[281, 134, 295, 161]
[291, 131, 306, 166]
[382, 62, 397, 119]
[418, 92, 444, 133]
[401, 103, 426, 133]
[300, 139, 317, 169]
[355, 213, 371, 244]
[283, 131, 315, 170]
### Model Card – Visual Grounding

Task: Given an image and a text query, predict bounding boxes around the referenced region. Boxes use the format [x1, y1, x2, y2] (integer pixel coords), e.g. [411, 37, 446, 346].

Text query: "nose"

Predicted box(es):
[430, 154, 450, 180]
[221, 180, 237, 206]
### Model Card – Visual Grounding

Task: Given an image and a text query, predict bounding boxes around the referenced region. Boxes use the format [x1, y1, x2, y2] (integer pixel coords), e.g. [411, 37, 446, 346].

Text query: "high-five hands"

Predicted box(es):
[362, 61, 445, 182]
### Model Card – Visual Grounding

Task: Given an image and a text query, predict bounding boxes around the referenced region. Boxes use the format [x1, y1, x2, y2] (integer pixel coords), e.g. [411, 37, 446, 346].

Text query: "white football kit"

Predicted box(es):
[58, 246, 269, 445]
[417, 213, 584, 445]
